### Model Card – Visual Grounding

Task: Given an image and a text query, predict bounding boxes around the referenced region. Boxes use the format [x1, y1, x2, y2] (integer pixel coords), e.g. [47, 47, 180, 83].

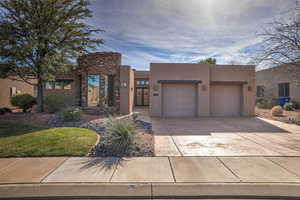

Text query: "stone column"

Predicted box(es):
[81, 73, 88, 107]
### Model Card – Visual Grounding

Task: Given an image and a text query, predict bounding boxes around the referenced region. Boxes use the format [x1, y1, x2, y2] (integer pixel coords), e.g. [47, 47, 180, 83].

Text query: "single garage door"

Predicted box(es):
[163, 83, 196, 117]
[210, 84, 242, 116]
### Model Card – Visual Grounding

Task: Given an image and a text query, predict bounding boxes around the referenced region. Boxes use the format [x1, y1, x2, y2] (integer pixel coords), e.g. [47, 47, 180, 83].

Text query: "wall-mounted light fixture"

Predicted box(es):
[153, 84, 159, 91]
[248, 85, 252, 91]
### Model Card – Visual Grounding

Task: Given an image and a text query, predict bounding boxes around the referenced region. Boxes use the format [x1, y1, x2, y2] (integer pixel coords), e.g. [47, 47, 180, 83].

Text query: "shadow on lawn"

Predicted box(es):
[0, 122, 49, 138]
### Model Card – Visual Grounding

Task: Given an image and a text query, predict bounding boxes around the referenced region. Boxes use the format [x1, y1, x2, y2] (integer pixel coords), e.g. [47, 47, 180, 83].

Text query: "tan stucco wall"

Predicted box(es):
[210, 65, 256, 116]
[0, 78, 36, 108]
[150, 63, 255, 117]
[134, 70, 149, 79]
[120, 65, 135, 114]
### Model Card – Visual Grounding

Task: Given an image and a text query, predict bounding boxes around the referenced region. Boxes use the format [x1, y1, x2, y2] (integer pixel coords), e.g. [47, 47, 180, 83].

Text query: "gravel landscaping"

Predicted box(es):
[256, 107, 300, 125]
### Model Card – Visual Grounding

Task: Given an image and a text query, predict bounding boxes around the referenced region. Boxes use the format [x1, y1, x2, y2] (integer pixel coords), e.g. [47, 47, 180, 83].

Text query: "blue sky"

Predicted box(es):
[87, 0, 295, 70]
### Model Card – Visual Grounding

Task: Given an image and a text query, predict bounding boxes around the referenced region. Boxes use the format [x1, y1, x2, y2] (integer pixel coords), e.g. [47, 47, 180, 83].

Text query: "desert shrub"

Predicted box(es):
[45, 94, 65, 113]
[10, 94, 36, 112]
[256, 101, 273, 109]
[132, 113, 138, 121]
[284, 102, 294, 111]
[61, 107, 82, 121]
[271, 106, 283, 116]
[291, 101, 299, 110]
[104, 118, 136, 152]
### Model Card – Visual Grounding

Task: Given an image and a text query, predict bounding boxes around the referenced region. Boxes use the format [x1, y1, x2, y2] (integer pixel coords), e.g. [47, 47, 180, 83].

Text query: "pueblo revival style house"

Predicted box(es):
[0, 52, 255, 117]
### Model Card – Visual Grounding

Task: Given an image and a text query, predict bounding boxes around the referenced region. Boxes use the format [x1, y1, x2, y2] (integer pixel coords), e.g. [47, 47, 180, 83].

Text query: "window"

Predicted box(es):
[136, 79, 149, 86]
[45, 80, 72, 90]
[278, 83, 290, 97]
[10, 87, 17, 97]
[45, 81, 54, 89]
[257, 86, 264, 97]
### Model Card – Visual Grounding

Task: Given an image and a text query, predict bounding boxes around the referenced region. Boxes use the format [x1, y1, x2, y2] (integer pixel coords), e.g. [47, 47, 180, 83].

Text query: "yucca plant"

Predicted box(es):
[104, 118, 136, 153]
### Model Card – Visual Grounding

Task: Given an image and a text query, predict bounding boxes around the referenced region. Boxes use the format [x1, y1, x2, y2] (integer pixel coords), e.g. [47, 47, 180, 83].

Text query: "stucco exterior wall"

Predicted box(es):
[150, 63, 255, 117]
[0, 78, 36, 108]
[256, 65, 300, 102]
[210, 65, 256, 116]
[43, 74, 81, 106]
[120, 66, 135, 114]
[134, 70, 149, 79]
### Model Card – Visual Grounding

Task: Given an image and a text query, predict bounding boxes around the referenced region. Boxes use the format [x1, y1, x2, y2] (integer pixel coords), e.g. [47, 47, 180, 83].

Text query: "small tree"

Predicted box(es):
[254, 1, 300, 68]
[198, 58, 216, 64]
[0, 0, 103, 112]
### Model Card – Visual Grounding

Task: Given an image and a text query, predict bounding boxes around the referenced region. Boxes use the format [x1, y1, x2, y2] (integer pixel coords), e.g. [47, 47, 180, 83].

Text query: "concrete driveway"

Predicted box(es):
[152, 117, 300, 156]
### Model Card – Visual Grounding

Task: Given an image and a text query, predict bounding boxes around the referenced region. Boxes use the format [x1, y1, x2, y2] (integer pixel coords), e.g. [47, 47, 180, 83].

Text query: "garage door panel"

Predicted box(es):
[210, 84, 241, 116]
[163, 83, 196, 117]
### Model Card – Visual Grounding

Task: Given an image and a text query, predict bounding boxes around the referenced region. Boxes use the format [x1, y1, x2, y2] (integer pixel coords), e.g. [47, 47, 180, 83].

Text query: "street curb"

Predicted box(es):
[1, 183, 300, 199]
[0, 183, 151, 199]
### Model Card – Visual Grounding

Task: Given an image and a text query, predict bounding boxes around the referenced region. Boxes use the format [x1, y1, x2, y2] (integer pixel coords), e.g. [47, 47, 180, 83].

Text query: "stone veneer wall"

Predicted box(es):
[77, 52, 121, 112]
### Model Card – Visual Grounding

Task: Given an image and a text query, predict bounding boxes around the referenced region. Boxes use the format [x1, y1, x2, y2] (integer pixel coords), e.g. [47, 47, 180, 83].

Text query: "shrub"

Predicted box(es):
[291, 101, 299, 110]
[61, 107, 82, 122]
[104, 118, 136, 153]
[256, 101, 273, 109]
[271, 106, 283, 116]
[132, 113, 138, 121]
[284, 102, 294, 111]
[10, 94, 36, 112]
[45, 94, 65, 113]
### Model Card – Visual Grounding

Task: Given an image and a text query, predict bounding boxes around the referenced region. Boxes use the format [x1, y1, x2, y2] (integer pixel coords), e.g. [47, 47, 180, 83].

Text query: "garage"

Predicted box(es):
[162, 83, 197, 117]
[210, 84, 242, 116]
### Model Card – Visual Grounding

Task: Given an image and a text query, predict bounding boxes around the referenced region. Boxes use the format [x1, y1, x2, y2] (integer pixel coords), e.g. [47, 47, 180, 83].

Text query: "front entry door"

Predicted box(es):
[136, 88, 149, 106]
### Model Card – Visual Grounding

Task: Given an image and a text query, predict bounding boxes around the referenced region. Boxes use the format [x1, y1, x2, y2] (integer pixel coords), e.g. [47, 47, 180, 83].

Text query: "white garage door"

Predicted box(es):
[210, 84, 242, 116]
[163, 83, 196, 117]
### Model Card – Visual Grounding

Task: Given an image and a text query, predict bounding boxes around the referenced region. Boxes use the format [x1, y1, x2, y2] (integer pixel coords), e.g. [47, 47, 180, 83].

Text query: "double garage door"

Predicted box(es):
[162, 83, 241, 117]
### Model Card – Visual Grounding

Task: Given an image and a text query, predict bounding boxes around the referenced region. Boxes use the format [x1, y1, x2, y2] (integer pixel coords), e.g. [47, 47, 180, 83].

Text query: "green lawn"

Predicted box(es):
[0, 122, 98, 157]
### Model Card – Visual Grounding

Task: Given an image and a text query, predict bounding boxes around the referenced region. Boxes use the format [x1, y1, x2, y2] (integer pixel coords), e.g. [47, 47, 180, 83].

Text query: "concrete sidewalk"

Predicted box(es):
[1, 156, 300, 198]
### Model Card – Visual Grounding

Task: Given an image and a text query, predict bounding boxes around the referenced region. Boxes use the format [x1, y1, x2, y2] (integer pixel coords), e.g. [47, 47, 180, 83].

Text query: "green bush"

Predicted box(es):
[256, 101, 273, 109]
[291, 101, 299, 110]
[104, 118, 136, 152]
[132, 113, 138, 121]
[284, 102, 294, 111]
[61, 107, 82, 122]
[10, 94, 36, 112]
[271, 106, 283, 116]
[45, 94, 65, 113]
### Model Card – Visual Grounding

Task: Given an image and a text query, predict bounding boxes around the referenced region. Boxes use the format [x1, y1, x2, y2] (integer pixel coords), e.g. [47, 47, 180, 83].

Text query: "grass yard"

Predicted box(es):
[0, 122, 98, 157]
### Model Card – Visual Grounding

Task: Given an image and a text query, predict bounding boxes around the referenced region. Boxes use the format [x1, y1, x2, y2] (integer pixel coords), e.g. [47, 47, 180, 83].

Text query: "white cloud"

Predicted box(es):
[89, 0, 295, 69]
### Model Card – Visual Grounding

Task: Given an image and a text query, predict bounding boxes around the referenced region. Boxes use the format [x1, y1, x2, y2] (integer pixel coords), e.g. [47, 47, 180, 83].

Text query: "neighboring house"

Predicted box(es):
[256, 64, 300, 103]
[0, 52, 256, 117]
[0, 78, 36, 108]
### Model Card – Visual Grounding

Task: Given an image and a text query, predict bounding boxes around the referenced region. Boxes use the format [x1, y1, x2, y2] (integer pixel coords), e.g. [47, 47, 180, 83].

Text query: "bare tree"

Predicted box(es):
[254, 1, 300, 68]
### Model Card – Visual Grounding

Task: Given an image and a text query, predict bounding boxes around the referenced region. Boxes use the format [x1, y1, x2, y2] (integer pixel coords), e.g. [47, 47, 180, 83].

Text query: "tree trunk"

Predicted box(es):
[36, 76, 44, 112]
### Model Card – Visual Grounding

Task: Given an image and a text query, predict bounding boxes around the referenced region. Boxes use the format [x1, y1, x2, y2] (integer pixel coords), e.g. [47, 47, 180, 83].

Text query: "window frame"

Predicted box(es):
[256, 85, 264, 97]
[278, 82, 290, 97]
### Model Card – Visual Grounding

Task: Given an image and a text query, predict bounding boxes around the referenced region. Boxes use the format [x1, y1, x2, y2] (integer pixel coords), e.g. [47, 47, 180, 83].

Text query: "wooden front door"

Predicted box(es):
[136, 88, 149, 106]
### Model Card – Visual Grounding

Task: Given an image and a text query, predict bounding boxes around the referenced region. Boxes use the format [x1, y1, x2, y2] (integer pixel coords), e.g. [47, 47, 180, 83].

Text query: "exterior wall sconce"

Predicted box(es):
[120, 82, 127, 88]
[248, 85, 252, 91]
[202, 85, 207, 91]
[153, 84, 159, 91]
